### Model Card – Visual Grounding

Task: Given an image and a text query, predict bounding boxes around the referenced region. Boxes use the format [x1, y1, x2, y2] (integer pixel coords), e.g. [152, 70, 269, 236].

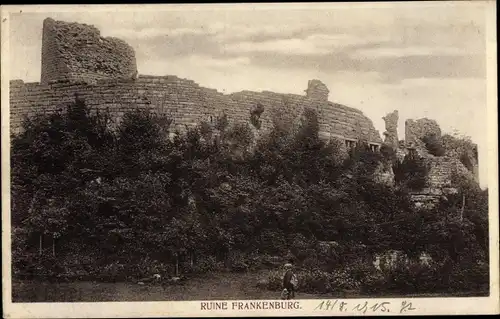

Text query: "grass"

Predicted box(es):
[11, 270, 489, 302]
[12, 270, 319, 302]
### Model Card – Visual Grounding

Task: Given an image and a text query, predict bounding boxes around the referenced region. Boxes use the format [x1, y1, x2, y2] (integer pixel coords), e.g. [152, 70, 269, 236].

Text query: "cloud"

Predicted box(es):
[224, 38, 330, 55]
[107, 22, 234, 40]
[188, 55, 251, 68]
[137, 54, 251, 80]
[351, 46, 482, 59]
[355, 54, 486, 81]
[213, 22, 316, 42]
[108, 27, 210, 39]
[108, 21, 317, 46]
[223, 33, 386, 56]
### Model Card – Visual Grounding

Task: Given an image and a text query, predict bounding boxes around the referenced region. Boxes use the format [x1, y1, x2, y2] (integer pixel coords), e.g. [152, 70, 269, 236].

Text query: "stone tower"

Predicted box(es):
[40, 18, 138, 85]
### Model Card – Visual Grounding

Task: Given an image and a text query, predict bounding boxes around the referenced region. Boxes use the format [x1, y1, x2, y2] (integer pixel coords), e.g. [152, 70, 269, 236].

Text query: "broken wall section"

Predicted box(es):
[402, 117, 480, 207]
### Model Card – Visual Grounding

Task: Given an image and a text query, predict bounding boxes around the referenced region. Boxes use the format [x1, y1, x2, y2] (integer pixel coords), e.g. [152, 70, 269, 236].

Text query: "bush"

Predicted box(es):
[289, 233, 315, 258]
[266, 270, 284, 291]
[15, 254, 65, 281]
[298, 270, 333, 293]
[258, 229, 288, 255]
[183, 255, 218, 274]
[267, 268, 361, 294]
[229, 252, 250, 273]
[359, 271, 386, 295]
[349, 261, 375, 284]
[359, 259, 489, 295]
[94, 257, 167, 282]
[393, 156, 429, 190]
[360, 263, 435, 295]
[422, 133, 446, 156]
[380, 144, 397, 164]
[100, 261, 129, 282]
[447, 261, 489, 292]
[301, 255, 320, 270]
[235, 251, 273, 271]
[329, 268, 361, 291]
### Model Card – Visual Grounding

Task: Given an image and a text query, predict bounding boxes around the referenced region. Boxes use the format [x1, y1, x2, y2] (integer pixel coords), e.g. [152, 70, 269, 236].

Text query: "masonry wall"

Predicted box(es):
[40, 18, 137, 85]
[402, 141, 478, 208]
[405, 155, 472, 208]
[427, 156, 476, 188]
[9, 76, 382, 145]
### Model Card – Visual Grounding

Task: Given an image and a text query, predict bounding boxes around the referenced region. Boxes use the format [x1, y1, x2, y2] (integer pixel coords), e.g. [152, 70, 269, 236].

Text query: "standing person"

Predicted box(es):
[282, 259, 298, 299]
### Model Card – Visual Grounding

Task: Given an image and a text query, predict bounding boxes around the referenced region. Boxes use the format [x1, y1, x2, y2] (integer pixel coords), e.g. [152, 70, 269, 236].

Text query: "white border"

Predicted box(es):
[2, 2, 499, 317]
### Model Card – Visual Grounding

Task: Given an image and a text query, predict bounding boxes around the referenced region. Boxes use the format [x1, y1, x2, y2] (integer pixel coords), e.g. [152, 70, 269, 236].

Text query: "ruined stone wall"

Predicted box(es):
[403, 118, 479, 185]
[10, 76, 382, 145]
[12, 18, 381, 145]
[40, 18, 137, 85]
[409, 156, 478, 208]
[10, 76, 216, 134]
[401, 118, 480, 207]
[228, 88, 382, 143]
[408, 155, 471, 209]
[426, 156, 476, 188]
[441, 135, 480, 184]
[405, 118, 442, 149]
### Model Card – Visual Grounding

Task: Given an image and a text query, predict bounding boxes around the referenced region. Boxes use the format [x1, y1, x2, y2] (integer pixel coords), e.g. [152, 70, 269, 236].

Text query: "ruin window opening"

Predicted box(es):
[250, 103, 264, 130]
[345, 140, 355, 149]
[460, 153, 474, 172]
[407, 147, 417, 160]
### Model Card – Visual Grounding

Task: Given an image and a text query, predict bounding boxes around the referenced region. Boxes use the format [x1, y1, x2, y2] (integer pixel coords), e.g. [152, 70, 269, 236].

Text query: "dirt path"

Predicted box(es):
[13, 271, 321, 302]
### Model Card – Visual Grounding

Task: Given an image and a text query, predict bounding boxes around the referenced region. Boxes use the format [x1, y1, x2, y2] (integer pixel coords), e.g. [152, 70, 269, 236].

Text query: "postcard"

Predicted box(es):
[1, 2, 498, 317]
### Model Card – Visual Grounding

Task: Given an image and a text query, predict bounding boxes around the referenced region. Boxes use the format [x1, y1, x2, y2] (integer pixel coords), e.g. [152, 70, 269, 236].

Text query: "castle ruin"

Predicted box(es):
[9, 18, 480, 206]
[11, 18, 384, 152]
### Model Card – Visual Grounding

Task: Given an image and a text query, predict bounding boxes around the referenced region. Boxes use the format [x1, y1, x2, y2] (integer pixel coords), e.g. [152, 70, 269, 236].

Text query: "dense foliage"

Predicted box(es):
[422, 133, 446, 157]
[11, 100, 489, 295]
[393, 156, 430, 190]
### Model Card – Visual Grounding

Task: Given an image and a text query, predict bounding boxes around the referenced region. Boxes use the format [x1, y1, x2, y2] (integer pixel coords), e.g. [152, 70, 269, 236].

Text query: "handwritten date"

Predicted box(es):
[315, 299, 416, 314]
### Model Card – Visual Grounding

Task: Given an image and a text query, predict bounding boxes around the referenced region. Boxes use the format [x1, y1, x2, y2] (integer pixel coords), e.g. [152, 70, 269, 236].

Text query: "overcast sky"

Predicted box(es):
[6, 3, 495, 187]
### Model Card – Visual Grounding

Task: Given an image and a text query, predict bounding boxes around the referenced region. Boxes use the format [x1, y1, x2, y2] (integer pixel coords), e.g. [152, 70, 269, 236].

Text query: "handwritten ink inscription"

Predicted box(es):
[315, 299, 416, 314]
[400, 300, 417, 313]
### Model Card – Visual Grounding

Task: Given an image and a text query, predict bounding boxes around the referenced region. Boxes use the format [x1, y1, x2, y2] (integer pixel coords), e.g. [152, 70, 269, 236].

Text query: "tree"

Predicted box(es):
[393, 156, 429, 190]
[11, 97, 488, 294]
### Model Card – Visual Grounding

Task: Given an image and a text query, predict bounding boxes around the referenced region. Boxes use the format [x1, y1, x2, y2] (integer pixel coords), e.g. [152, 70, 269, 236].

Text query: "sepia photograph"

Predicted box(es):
[1, 2, 498, 317]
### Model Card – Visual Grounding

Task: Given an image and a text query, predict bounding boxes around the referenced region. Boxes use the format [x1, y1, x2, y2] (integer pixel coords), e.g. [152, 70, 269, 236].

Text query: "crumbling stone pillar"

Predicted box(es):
[305, 79, 329, 101]
[382, 110, 399, 149]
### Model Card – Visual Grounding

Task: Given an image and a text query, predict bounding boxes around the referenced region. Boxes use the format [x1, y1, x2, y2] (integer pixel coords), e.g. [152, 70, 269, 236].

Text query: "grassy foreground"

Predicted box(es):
[12, 270, 488, 302]
[12, 271, 319, 302]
